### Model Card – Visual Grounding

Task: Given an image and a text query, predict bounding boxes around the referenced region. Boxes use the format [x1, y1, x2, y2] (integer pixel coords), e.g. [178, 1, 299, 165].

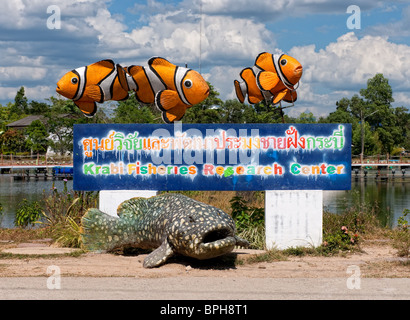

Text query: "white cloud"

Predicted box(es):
[0, 85, 53, 102]
[1, 0, 277, 104]
[284, 32, 410, 115]
[207, 66, 240, 101]
[0, 67, 47, 81]
[115, 10, 275, 66]
[393, 92, 410, 107]
[85, 8, 133, 50]
[290, 32, 410, 90]
[1, 0, 409, 120]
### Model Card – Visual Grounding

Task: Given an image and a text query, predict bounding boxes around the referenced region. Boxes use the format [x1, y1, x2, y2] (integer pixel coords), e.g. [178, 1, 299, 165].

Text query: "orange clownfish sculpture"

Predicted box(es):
[125, 57, 210, 123]
[234, 52, 303, 106]
[56, 59, 129, 117]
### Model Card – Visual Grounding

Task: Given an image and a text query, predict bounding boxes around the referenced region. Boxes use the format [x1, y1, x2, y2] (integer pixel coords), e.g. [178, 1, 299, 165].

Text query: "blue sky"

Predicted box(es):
[1, 0, 410, 118]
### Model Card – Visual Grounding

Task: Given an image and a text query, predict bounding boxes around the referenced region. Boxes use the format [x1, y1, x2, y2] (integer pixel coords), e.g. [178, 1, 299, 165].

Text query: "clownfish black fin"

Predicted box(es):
[254, 52, 274, 71]
[75, 101, 97, 117]
[148, 57, 174, 68]
[161, 105, 187, 124]
[91, 59, 115, 70]
[273, 89, 289, 105]
[155, 90, 184, 112]
[283, 90, 298, 103]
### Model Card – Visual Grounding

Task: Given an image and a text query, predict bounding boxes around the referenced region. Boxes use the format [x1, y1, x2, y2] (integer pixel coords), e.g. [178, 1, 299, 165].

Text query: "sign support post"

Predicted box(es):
[265, 190, 323, 250]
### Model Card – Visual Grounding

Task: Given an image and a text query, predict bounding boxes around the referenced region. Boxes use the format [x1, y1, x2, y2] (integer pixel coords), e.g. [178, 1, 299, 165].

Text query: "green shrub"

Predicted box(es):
[320, 223, 360, 255]
[14, 199, 43, 228]
[0, 202, 3, 225]
[391, 209, 410, 258]
[230, 196, 265, 249]
[39, 181, 98, 248]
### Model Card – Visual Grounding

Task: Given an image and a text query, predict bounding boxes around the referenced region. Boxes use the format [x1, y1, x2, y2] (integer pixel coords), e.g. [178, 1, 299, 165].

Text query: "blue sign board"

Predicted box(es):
[73, 123, 351, 191]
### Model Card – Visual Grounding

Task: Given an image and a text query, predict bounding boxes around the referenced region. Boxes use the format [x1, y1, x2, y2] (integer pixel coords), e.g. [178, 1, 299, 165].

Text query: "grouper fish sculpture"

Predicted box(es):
[81, 194, 249, 268]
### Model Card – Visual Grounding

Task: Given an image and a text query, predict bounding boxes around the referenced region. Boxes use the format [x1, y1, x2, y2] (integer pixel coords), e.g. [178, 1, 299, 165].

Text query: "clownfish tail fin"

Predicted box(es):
[234, 80, 246, 103]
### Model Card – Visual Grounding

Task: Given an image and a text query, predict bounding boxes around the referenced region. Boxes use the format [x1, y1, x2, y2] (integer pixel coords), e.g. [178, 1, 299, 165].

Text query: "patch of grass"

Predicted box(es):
[39, 182, 98, 248]
[230, 195, 265, 249]
[282, 246, 317, 256]
[0, 227, 52, 243]
[314, 199, 389, 256]
[244, 249, 287, 264]
[236, 225, 265, 250]
[0, 250, 85, 259]
[391, 209, 410, 258]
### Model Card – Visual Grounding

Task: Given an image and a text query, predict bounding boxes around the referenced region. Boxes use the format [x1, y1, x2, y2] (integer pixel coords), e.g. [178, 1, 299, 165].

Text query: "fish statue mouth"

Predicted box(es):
[198, 235, 237, 257]
[186, 227, 247, 260]
[201, 228, 234, 248]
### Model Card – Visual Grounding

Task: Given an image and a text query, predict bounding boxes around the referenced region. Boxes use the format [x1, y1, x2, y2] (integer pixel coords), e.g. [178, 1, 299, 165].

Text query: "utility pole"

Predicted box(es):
[199, 0, 203, 74]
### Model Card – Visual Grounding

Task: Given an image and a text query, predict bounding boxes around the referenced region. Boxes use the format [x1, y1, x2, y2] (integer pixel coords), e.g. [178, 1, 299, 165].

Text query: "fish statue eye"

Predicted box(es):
[71, 77, 78, 85]
[280, 59, 287, 66]
[184, 79, 193, 89]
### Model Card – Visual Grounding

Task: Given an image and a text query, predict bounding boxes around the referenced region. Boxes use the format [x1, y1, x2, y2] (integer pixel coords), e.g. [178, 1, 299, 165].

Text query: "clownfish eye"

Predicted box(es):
[184, 79, 193, 89]
[280, 59, 287, 66]
[71, 77, 78, 85]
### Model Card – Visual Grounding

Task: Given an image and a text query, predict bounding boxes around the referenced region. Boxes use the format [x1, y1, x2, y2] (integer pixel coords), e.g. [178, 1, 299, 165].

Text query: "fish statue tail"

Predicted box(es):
[81, 208, 133, 252]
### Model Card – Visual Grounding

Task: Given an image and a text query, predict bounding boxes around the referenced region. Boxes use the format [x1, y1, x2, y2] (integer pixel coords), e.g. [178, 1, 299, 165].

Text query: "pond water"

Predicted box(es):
[0, 175, 74, 228]
[0, 174, 409, 228]
[323, 178, 409, 227]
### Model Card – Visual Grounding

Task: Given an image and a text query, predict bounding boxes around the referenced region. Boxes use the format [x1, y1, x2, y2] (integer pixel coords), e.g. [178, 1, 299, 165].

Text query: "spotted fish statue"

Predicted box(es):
[81, 194, 249, 268]
[125, 57, 210, 123]
[56, 59, 129, 117]
[234, 52, 303, 106]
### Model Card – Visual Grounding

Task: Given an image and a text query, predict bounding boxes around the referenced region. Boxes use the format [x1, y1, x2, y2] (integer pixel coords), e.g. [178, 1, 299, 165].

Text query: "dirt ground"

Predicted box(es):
[0, 239, 409, 278]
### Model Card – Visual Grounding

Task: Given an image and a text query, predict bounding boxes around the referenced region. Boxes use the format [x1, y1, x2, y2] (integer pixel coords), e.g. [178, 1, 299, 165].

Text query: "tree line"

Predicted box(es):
[0, 73, 409, 157]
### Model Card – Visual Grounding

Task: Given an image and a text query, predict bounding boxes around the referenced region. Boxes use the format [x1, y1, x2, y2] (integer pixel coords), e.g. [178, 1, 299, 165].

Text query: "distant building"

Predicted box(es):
[5, 114, 74, 157]
[5, 115, 46, 131]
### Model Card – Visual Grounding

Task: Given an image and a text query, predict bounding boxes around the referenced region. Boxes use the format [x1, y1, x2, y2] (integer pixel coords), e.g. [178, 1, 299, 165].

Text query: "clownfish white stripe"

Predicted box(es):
[145, 67, 166, 95]
[98, 67, 117, 101]
[261, 87, 274, 102]
[238, 80, 247, 100]
[252, 65, 262, 73]
[73, 66, 87, 101]
[273, 54, 294, 88]
[174, 66, 191, 106]
[126, 73, 138, 91]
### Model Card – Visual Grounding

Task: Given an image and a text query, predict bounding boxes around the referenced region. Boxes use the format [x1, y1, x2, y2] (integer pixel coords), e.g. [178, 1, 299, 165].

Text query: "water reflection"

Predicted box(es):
[323, 178, 410, 228]
[1, 174, 409, 229]
[0, 174, 73, 228]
